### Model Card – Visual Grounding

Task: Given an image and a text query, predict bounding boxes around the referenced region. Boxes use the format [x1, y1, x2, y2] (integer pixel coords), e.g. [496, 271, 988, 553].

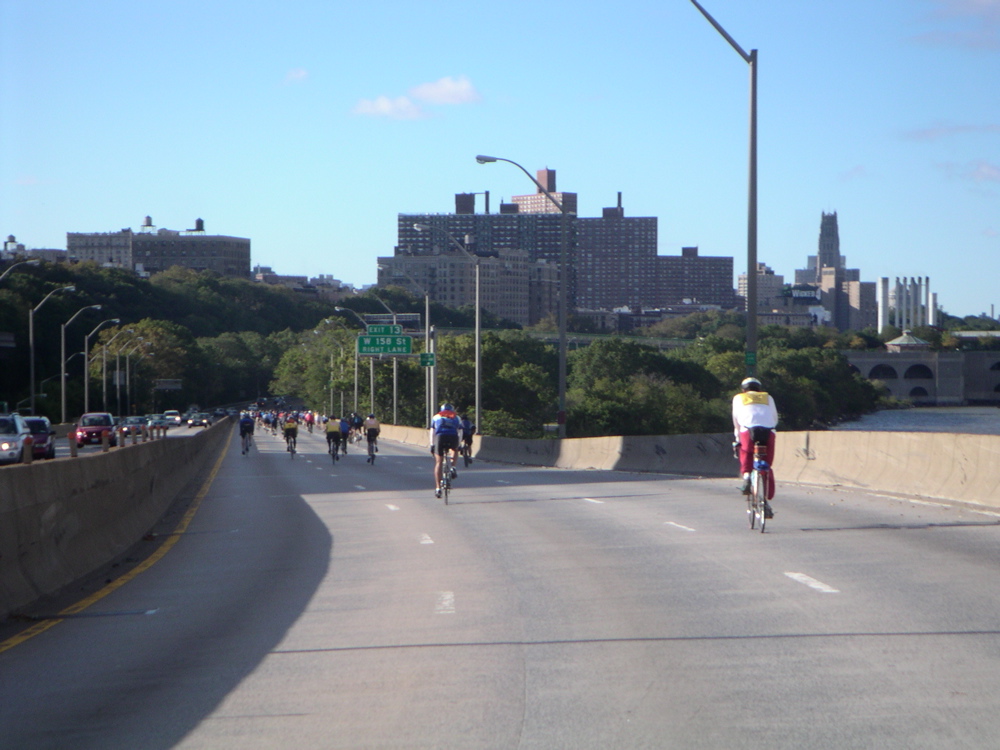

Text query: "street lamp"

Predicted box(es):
[335, 306, 366, 413]
[61, 304, 102, 423]
[378, 263, 433, 427]
[372, 294, 400, 425]
[101, 327, 135, 412]
[29, 285, 76, 415]
[0, 258, 40, 283]
[689, 0, 758, 376]
[123, 340, 149, 416]
[476, 154, 569, 438]
[413, 223, 481, 433]
[84, 318, 120, 413]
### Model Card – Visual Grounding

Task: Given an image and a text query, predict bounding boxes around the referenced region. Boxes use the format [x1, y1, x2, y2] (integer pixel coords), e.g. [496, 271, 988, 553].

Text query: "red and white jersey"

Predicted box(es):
[732, 391, 779, 435]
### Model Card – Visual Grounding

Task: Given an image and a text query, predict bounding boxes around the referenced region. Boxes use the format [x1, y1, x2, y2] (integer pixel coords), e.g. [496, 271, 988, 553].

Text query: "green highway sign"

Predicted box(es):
[357, 334, 413, 355]
[419, 352, 436, 367]
[367, 324, 403, 335]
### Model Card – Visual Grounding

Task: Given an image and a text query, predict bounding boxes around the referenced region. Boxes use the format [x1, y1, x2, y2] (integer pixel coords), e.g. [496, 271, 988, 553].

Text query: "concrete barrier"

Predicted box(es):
[0, 419, 230, 620]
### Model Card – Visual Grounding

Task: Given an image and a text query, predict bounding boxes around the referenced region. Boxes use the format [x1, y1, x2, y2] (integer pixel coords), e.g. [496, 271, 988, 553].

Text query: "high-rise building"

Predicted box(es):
[67, 217, 251, 278]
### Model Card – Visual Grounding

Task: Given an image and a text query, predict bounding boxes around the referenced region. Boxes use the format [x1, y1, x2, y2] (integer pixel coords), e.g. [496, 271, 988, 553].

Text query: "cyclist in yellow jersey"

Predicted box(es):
[283, 415, 299, 443]
[732, 377, 779, 515]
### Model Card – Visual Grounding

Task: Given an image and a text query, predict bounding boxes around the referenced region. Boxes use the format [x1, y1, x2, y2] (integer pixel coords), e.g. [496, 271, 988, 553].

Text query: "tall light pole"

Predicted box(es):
[101, 327, 135, 412]
[372, 294, 400, 425]
[29, 285, 76, 415]
[379, 264, 432, 427]
[335, 306, 366, 413]
[84, 318, 120, 413]
[689, 0, 758, 376]
[61, 304, 102, 422]
[413, 223, 481, 433]
[476, 154, 569, 437]
[0, 258, 40, 283]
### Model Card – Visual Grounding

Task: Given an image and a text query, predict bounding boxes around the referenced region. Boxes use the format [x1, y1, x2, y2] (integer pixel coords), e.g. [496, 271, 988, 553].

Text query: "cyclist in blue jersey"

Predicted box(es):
[430, 403, 463, 498]
[338, 415, 351, 454]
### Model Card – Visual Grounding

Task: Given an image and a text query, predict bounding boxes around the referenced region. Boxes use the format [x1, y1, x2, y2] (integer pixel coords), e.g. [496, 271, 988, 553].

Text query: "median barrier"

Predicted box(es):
[0, 418, 230, 621]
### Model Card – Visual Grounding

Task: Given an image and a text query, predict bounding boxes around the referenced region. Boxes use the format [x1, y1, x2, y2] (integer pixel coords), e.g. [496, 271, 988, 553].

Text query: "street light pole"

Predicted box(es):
[689, 0, 758, 375]
[83, 318, 120, 414]
[476, 154, 569, 438]
[413, 223, 480, 433]
[60, 304, 101, 423]
[373, 295, 399, 425]
[0, 259, 40, 283]
[29, 285, 75, 415]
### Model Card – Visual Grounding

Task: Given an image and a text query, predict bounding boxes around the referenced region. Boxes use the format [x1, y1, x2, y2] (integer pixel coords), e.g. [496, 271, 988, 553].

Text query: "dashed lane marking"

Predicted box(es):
[435, 591, 455, 614]
[785, 572, 840, 593]
[665, 521, 696, 532]
[386, 504, 400, 511]
[420, 534, 434, 545]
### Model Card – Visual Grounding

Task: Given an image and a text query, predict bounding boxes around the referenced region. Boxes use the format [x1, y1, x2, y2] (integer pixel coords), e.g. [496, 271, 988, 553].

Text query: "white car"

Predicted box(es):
[0, 413, 31, 465]
[163, 410, 182, 426]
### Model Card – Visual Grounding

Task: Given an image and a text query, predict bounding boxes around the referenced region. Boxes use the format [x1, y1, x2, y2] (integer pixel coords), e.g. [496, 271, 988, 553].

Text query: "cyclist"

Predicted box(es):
[460, 414, 475, 459]
[304, 411, 315, 433]
[282, 413, 299, 451]
[430, 402, 463, 498]
[325, 415, 342, 456]
[351, 412, 364, 443]
[339, 415, 351, 454]
[239, 412, 255, 454]
[732, 376, 779, 517]
[364, 413, 380, 457]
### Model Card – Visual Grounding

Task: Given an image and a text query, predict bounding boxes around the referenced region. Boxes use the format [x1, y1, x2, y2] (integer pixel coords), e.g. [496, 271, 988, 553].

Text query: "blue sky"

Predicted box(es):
[2, 0, 998, 319]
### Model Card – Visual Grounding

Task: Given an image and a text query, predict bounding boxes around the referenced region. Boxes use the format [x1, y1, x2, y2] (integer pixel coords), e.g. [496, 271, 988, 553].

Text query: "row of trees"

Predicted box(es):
[2, 261, 912, 434]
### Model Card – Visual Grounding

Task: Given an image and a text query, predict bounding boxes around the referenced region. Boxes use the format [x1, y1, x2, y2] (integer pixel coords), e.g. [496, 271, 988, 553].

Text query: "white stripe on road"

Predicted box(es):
[665, 521, 696, 532]
[785, 572, 840, 593]
[435, 591, 455, 614]
[584, 498, 604, 504]
[496, 480, 510, 485]
[420, 534, 434, 545]
[386, 504, 399, 511]
[354, 485, 366, 491]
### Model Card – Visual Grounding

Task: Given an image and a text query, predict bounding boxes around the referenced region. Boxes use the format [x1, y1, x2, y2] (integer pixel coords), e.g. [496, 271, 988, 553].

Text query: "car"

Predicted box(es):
[74, 412, 117, 448]
[24, 416, 57, 460]
[0, 413, 32, 465]
[146, 414, 172, 429]
[121, 415, 147, 435]
[187, 413, 212, 428]
[163, 409, 182, 426]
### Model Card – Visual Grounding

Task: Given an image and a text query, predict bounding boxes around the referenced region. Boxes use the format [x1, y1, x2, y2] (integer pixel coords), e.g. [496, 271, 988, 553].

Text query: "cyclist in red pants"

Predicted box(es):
[732, 377, 779, 517]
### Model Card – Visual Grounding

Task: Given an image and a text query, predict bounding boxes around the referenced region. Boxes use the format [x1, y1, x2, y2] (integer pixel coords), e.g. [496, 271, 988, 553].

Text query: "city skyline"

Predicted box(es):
[2, 1, 997, 319]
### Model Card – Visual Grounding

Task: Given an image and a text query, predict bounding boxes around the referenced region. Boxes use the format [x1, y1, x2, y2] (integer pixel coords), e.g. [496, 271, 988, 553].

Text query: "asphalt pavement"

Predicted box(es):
[3, 425, 1000, 749]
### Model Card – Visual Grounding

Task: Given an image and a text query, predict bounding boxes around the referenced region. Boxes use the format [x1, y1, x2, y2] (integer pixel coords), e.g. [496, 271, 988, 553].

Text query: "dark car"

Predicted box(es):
[187, 413, 212, 428]
[75, 412, 117, 447]
[24, 416, 57, 460]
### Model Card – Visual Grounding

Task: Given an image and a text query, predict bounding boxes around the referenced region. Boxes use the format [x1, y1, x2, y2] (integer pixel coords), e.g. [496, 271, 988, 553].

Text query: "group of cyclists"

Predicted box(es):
[235, 375, 779, 511]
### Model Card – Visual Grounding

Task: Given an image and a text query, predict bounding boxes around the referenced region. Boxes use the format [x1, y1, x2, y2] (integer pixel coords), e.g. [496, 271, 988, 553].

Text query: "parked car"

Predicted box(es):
[121, 416, 147, 435]
[75, 412, 117, 448]
[0, 413, 31, 465]
[24, 416, 57, 460]
[163, 409, 182, 426]
[187, 413, 212, 428]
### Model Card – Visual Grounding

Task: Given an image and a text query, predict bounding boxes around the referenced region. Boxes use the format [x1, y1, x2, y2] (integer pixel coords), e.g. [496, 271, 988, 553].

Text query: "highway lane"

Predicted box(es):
[3, 426, 1000, 748]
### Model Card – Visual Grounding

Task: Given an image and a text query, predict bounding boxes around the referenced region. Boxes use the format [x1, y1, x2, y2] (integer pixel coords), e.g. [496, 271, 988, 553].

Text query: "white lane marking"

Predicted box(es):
[496, 479, 510, 485]
[665, 521, 696, 532]
[354, 485, 366, 491]
[386, 504, 399, 511]
[584, 497, 604, 504]
[435, 591, 455, 614]
[420, 534, 434, 545]
[785, 572, 840, 593]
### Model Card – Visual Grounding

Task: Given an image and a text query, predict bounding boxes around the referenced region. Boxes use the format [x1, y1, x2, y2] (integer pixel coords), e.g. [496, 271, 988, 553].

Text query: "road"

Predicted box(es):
[3, 426, 1000, 748]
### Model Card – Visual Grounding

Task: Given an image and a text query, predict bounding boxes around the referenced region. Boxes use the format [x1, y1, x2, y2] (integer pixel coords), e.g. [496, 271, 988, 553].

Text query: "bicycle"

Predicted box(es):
[366, 436, 377, 464]
[440, 451, 454, 505]
[744, 428, 772, 532]
[241, 431, 252, 455]
[285, 432, 297, 458]
[328, 437, 339, 463]
[459, 441, 473, 467]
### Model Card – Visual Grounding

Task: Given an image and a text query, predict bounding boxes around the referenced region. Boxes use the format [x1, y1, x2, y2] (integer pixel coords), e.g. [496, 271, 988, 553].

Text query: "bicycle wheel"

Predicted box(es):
[442, 459, 451, 505]
[367, 442, 375, 463]
[747, 478, 756, 530]
[753, 470, 766, 532]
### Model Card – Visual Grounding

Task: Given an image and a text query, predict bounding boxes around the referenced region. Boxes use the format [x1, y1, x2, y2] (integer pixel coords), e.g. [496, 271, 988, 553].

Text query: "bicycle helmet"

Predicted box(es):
[368, 413, 375, 418]
[440, 403, 454, 412]
[741, 377, 762, 392]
